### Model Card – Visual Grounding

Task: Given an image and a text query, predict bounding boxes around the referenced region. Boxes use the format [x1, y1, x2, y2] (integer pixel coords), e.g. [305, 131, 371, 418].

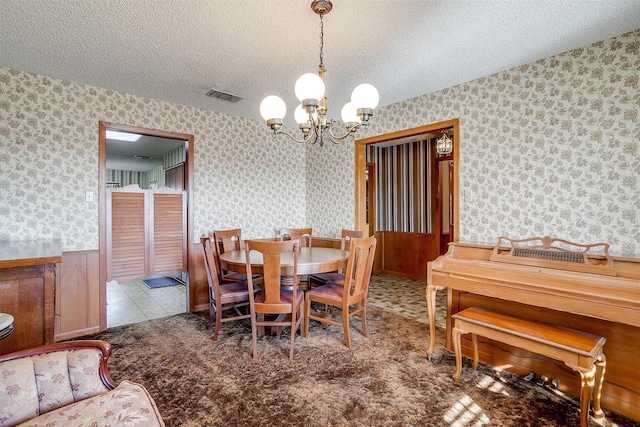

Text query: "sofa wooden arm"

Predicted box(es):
[0, 339, 116, 390]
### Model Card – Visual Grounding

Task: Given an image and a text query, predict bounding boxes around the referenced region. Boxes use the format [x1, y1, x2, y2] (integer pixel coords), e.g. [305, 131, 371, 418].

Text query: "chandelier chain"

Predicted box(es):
[319, 14, 324, 68]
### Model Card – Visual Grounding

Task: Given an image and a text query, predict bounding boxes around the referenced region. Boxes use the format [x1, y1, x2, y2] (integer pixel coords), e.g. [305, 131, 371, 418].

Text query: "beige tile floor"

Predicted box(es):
[107, 276, 187, 328]
[367, 274, 447, 329]
[107, 273, 446, 329]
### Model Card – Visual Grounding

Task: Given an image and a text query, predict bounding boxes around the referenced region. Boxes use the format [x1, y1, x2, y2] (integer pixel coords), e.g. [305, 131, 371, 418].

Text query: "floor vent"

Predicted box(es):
[205, 89, 243, 103]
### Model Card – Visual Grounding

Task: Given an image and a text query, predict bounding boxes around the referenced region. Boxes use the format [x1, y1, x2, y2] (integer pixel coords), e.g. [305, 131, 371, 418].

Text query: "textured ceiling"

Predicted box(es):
[2, 1, 640, 130]
[105, 134, 186, 172]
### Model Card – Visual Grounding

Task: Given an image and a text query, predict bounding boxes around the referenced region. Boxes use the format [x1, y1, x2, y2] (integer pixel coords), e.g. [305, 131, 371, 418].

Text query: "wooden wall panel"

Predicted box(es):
[55, 250, 100, 341]
[309, 237, 341, 249]
[373, 231, 383, 274]
[380, 231, 439, 281]
[191, 241, 209, 312]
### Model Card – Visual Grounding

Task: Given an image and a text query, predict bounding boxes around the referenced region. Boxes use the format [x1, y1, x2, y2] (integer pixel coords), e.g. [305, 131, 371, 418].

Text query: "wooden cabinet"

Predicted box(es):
[0, 240, 61, 355]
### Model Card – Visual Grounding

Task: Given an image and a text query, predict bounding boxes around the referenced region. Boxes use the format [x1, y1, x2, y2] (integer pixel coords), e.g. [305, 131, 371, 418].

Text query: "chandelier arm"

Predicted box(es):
[272, 128, 315, 144]
[326, 123, 365, 143]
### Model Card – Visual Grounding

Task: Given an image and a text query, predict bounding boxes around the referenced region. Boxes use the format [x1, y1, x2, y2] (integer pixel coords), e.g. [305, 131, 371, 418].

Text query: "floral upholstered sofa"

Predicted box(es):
[0, 340, 164, 427]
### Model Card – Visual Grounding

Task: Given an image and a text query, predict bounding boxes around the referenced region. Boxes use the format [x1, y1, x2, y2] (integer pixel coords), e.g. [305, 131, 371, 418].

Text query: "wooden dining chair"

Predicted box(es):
[307, 229, 364, 290]
[279, 227, 312, 289]
[201, 237, 259, 341]
[213, 228, 262, 285]
[245, 239, 304, 360]
[303, 236, 377, 348]
[279, 227, 313, 247]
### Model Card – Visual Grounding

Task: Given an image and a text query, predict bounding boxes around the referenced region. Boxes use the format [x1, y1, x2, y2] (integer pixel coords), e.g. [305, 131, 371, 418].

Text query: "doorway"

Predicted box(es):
[98, 122, 195, 330]
[354, 119, 459, 281]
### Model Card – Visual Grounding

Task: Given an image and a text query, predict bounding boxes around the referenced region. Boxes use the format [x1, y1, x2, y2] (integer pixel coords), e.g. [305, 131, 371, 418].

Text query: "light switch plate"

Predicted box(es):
[85, 191, 94, 202]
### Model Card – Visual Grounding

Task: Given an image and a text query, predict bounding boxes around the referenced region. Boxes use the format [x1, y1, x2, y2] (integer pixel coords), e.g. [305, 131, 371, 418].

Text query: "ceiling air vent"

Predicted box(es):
[205, 89, 243, 103]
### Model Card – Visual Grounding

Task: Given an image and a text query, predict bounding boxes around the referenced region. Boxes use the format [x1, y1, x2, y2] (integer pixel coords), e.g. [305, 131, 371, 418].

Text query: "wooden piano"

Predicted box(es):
[426, 236, 640, 421]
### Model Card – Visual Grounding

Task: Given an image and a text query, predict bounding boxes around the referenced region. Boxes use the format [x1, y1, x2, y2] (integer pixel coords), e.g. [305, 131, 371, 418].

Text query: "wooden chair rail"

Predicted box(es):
[451, 307, 606, 427]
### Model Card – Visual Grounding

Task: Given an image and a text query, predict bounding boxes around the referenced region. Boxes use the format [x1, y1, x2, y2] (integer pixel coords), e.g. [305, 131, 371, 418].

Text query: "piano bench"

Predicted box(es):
[451, 307, 606, 427]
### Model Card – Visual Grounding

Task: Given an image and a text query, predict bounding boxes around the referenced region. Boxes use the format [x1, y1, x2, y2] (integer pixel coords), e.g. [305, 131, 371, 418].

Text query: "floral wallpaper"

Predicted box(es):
[309, 28, 639, 257]
[1, 29, 638, 256]
[0, 70, 306, 250]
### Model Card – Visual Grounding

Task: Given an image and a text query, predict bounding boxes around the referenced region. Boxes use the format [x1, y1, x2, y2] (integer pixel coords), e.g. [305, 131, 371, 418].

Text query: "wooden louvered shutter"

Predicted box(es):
[151, 193, 186, 277]
[109, 192, 147, 282]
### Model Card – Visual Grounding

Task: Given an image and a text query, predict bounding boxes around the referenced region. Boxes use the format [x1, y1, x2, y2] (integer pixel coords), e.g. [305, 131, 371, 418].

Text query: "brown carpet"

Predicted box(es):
[83, 307, 638, 427]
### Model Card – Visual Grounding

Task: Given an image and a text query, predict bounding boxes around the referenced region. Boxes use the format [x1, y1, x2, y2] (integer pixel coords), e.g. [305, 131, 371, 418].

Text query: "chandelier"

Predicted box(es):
[259, 0, 379, 147]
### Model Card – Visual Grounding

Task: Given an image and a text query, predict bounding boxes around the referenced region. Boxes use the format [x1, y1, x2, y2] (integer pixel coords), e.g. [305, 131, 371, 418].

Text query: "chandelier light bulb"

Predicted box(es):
[295, 73, 325, 103]
[294, 104, 310, 124]
[351, 83, 379, 110]
[260, 95, 287, 121]
[340, 102, 361, 124]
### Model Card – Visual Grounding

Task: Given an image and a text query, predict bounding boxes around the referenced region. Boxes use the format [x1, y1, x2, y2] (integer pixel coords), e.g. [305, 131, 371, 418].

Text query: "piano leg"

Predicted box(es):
[577, 367, 595, 427]
[425, 284, 444, 360]
[471, 333, 479, 370]
[568, 358, 606, 427]
[452, 325, 464, 383]
[592, 355, 606, 420]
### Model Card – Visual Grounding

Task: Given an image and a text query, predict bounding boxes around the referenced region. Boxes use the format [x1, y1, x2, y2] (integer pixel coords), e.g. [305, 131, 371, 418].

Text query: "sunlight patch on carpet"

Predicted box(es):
[476, 375, 509, 396]
[444, 394, 490, 426]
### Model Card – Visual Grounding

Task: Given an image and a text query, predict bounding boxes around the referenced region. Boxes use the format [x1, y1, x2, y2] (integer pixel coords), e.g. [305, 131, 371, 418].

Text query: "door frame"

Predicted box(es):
[365, 162, 376, 238]
[354, 118, 460, 243]
[98, 122, 195, 331]
[435, 155, 454, 254]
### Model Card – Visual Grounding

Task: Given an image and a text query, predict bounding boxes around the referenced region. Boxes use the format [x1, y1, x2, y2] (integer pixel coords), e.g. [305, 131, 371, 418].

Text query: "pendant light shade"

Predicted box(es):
[294, 104, 309, 124]
[260, 95, 287, 121]
[351, 83, 380, 110]
[295, 73, 326, 103]
[340, 102, 361, 124]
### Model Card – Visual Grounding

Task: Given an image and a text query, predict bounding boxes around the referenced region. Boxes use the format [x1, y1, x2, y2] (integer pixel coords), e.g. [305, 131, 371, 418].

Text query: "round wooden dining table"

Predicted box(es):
[218, 246, 349, 277]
